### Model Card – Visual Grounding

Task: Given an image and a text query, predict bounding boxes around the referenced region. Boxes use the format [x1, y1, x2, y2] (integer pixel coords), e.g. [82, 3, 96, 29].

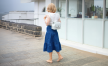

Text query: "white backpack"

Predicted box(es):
[51, 22, 61, 30]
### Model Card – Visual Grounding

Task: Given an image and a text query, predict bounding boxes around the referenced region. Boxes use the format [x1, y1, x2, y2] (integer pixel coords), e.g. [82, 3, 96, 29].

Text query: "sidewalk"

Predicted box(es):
[0, 28, 108, 66]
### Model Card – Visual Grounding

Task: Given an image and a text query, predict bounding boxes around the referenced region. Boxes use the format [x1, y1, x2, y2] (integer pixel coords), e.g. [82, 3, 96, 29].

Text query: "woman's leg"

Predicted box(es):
[56, 52, 63, 61]
[46, 52, 53, 63]
[49, 52, 52, 61]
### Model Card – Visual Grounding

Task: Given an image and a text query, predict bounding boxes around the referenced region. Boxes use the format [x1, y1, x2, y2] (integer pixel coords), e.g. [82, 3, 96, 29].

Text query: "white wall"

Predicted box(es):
[104, 21, 108, 49]
[39, 0, 45, 12]
[84, 19, 102, 47]
[34, 0, 46, 32]
[67, 19, 82, 43]
[38, 13, 46, 32]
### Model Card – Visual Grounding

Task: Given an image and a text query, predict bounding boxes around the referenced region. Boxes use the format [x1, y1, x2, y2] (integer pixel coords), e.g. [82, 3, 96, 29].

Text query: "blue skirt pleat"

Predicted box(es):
[43, 26, 62, 53]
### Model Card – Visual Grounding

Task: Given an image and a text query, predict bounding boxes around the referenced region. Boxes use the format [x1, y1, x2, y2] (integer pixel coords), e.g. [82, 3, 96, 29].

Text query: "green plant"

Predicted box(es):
[57, 7, 62, 12]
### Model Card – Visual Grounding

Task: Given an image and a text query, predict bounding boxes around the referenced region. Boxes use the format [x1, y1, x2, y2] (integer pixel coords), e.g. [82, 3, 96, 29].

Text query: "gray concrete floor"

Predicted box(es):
[0, 28, 108, 66]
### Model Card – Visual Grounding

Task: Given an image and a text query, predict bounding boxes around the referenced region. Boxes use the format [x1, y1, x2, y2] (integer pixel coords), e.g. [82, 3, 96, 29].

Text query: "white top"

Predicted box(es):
[47, 12, 60, 25]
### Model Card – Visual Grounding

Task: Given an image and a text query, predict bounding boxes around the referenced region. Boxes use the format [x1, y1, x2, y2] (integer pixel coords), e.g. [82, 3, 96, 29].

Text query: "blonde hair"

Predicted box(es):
[47, 3, 56, 13]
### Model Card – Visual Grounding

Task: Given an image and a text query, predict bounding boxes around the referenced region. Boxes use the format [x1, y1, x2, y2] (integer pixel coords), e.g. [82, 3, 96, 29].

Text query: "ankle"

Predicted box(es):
[49, 59, 52, 61]
[59, 56, 63, 58]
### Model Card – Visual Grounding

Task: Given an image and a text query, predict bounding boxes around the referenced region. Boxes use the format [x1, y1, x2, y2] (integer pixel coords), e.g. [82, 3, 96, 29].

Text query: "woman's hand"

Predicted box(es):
[58, 18, 61, 22]
[44, 15, 47, 21]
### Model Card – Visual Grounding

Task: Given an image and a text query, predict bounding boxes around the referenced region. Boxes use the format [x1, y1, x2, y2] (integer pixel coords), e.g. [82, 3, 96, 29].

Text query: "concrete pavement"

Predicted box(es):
[0, 28, 108, 66]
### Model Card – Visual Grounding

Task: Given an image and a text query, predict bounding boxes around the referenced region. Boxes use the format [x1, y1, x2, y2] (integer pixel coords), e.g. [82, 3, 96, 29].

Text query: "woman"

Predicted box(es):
[43, 3, 63, 63]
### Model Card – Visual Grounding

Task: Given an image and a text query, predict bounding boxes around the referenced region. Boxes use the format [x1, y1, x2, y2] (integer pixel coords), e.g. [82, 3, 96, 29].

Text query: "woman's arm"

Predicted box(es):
[44, 15, 50, 26]
[58, 18, 61, 22]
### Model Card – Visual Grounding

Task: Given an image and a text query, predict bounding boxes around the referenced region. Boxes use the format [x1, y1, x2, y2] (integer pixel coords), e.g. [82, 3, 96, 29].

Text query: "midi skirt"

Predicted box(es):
[43, 26, 62, 53]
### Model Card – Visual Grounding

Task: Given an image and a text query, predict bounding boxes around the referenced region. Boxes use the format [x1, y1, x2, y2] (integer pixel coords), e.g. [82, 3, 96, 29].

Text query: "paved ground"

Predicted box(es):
[0, 28, 108, 66]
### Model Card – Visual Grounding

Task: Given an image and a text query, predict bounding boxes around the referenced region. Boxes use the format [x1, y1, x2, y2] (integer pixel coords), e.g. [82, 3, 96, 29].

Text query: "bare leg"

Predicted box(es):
[56, 52, 63, 62]
[46, 52, 53, 63]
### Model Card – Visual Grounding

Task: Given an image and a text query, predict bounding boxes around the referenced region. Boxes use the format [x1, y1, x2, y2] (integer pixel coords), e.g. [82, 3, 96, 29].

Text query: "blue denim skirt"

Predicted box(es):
[43, 26, 62, 53]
